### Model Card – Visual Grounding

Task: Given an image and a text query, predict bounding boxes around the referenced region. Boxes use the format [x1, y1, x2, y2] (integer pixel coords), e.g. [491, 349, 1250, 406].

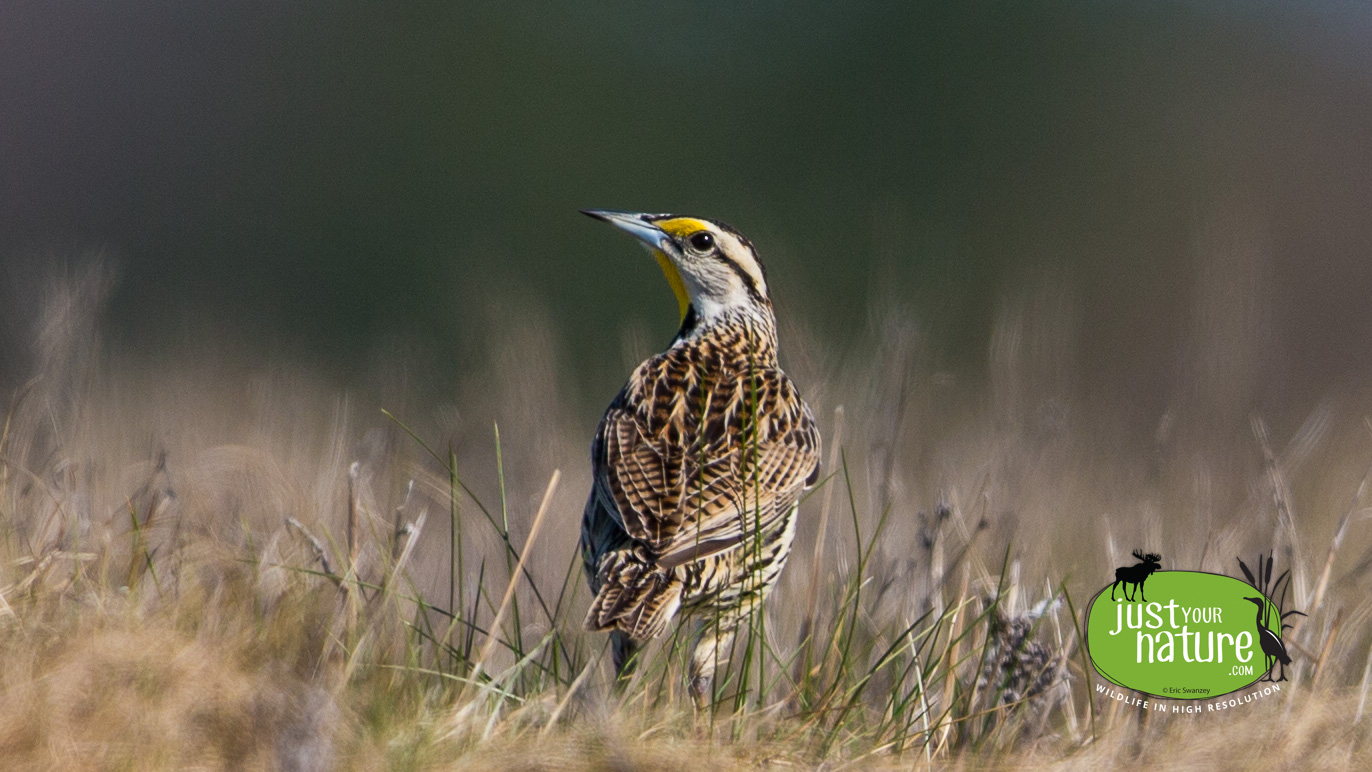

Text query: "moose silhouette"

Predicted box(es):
[1111, 550, 1162, 602]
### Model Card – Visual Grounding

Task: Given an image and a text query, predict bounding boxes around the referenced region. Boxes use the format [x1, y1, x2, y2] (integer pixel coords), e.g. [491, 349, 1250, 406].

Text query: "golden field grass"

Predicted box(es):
[0, 262, 1370, 770]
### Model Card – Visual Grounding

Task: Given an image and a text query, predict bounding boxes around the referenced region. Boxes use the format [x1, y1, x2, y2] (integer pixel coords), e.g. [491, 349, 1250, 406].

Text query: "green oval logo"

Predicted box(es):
[1085, 571, 1282, 699]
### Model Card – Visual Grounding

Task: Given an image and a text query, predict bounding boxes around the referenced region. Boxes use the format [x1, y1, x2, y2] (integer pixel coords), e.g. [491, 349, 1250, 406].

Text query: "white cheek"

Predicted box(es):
[689, 280, 751, 321]
[692, 296, 728, 320]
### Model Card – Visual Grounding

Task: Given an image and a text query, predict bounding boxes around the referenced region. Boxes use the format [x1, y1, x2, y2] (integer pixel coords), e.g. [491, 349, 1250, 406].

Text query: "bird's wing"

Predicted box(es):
[597, 370, 820, 563]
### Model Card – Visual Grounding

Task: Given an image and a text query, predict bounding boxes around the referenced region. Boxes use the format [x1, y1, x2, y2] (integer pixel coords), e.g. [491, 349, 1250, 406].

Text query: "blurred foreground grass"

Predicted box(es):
[0, 264, 1369, 770]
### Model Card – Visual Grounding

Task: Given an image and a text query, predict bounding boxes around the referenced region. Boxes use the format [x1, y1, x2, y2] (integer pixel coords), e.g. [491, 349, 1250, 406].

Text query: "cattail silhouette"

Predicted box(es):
[1237, 552, 1306, 682]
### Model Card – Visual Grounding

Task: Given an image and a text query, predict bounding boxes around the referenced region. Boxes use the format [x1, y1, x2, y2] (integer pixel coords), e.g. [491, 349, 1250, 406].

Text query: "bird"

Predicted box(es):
[1243, 596, 1291, 682]
[579, 210, 821, 708]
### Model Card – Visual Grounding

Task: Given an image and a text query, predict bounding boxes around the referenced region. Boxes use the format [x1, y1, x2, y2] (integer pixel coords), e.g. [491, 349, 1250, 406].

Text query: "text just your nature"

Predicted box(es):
[1108, 599, 1254, 664]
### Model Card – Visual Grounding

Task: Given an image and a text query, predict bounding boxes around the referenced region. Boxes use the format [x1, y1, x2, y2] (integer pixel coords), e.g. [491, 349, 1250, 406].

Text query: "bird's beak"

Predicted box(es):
[582, 209, 691, 321]
[581, 210, 673, 252]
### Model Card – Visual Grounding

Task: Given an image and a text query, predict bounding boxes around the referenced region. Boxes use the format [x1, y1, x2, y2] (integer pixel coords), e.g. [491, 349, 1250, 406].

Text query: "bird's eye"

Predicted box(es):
[687, 231, 715, 253]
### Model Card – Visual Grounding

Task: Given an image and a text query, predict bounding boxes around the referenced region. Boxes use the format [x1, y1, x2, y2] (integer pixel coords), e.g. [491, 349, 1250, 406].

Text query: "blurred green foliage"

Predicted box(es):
[4, 2, 1372, 408]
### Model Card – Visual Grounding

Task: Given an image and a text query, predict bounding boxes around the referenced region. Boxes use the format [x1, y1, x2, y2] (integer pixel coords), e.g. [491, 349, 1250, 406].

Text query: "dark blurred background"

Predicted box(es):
[4, 1, 1372, 423]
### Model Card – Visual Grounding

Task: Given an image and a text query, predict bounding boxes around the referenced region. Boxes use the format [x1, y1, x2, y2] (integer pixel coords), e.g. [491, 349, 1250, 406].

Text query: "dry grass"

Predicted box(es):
[0, 261, 1369, 770]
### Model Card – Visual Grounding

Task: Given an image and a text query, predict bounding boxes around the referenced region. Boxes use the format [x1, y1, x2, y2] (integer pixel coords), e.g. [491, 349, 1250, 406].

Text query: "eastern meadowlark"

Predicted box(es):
[579, 210, 821, 707]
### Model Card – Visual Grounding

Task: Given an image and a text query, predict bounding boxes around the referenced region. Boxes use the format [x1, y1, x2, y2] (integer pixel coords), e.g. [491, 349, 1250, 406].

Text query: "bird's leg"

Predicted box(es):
[689, 618, 738, 711]
[611, 630, 640, 692]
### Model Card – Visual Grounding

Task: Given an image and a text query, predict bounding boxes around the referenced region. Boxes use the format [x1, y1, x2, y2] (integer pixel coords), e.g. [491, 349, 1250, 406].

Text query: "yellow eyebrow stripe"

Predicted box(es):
[652, 217, 711, 239]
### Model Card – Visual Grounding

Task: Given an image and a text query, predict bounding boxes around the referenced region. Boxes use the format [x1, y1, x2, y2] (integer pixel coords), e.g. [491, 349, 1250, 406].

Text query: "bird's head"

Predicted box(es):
[582, 210, 771, 326]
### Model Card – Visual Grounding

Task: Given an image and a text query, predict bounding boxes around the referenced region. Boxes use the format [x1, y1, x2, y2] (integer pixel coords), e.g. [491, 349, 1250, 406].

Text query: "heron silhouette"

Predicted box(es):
[1244, 596, 1291, 682]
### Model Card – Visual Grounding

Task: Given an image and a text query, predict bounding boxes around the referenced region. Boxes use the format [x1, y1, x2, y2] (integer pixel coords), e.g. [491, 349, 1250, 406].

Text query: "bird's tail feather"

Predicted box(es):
[584, 553, 683, 641]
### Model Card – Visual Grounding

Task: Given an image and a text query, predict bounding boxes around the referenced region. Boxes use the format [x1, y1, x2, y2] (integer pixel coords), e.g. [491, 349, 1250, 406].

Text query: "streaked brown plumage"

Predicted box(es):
[579, 210, 820, 706]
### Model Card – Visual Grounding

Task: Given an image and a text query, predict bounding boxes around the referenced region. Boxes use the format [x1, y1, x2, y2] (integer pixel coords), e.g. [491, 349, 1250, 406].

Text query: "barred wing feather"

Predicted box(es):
[598, 372, 820, 567]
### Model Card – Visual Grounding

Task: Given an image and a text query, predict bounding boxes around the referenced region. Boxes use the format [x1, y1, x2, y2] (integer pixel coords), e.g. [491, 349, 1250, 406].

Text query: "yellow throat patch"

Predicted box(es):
[652, 249, 691, 321]
[649, 218, 710, 321]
